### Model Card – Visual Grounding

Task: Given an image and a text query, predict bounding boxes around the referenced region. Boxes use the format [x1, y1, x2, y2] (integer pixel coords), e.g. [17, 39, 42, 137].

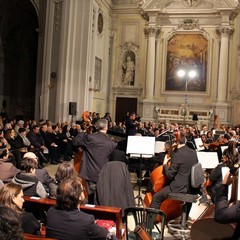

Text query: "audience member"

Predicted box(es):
[46, 177, 118, 240]
[0, 148, 20, 183]
[49, 162, 78, 199]
[12, 157, 48, 198]
[23, 152, 55, 192]
[0, 182, 41, 235]
[0, 206, 24, 240]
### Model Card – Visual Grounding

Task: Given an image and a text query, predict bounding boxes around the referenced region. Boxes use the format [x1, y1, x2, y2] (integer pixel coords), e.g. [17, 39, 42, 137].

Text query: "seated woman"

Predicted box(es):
[0, 206, 24, 240]
[46, 177, 118, 240]
[214, 171, 240, 239]
[4, 128, 23, 168]
[0, 182, 41, 235]
[207, 140, 239, 203]
[49, 162, 78, 199]
[12, 157, 48, 198]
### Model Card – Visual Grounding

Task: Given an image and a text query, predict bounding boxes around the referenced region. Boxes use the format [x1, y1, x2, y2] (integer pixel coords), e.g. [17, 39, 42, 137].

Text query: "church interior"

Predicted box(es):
[1, 1, 240, 239]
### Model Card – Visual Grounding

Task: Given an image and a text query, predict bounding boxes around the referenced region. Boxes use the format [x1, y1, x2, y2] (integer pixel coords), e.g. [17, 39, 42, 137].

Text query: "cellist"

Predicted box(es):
[150, 131, 198, 211]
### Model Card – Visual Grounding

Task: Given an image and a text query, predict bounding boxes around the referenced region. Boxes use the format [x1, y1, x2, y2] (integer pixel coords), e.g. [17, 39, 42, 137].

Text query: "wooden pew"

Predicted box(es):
[23, 233, 56, 240]
[23, 196, 124, 239]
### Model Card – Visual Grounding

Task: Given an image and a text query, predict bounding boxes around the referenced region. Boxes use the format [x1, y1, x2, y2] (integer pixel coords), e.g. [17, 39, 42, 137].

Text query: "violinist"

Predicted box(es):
[207, 140, 239, 203]
[214, 169, 240, 240]
[150, 131, 198, 210]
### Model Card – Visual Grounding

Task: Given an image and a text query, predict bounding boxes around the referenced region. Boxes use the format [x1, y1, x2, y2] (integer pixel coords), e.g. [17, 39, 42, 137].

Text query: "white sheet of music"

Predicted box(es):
[194, 138, 205, 151]
[126, 136, 155, 158]
[196, 152, 219, 169]
[155, 141, 165, 153]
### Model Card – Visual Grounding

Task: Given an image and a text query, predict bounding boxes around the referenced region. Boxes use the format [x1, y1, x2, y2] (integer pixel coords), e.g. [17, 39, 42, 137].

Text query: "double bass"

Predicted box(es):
[143, 131, 183, 221]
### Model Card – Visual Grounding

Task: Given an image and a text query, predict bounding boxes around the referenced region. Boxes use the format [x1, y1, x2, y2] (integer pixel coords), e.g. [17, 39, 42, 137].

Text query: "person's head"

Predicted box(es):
[164, 140, 172, 152]
[32, 125, 40, 134]
[0, 206, 23, 240]
[55, 162, 78, 184]
[5, 129, 15, 139]
[129, 112, 136, 120]
[18, 128, 27, 136]
[95, 119, 108, 132]
[0, 148, 9, 159]
[56, 177, 85, 210]
[40, 123, 47, 132]
[0, 182, 24, 212]
[21, 157, 37, 173]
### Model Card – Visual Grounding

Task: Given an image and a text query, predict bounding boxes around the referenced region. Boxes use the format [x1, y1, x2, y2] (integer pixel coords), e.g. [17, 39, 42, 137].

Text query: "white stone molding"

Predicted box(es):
[182, 0, 202, 7]
[216, 26, 234, 38]
[116, 42, 139, 87]
[177, 18, 200, 30]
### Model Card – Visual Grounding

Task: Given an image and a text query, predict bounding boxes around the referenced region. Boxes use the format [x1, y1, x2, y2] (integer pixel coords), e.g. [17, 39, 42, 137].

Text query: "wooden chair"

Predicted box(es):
[124, 206, 167, 240]
[23, 233, 56, 240]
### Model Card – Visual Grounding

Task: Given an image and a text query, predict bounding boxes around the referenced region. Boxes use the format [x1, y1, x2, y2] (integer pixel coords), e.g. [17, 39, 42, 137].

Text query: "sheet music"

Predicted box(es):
[155, 141, 165, 153]
[126, 136, 155, 157]
[194, 138, 205, 151]
[197, 152, 219, 169]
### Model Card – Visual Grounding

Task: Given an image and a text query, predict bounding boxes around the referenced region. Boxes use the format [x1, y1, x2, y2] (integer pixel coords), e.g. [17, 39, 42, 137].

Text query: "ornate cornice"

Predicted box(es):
[178, 18, 199, 30]
[216, 26, 234, 38]
[144, 26, 161, 37]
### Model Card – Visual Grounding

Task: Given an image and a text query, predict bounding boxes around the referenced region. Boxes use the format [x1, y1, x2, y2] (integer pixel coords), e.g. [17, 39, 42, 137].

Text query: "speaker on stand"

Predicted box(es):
[69, 102, 77, 123]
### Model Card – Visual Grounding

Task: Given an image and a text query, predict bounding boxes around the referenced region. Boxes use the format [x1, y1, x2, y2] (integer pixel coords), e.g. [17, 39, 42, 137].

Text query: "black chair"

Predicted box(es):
[124, 206, 167, 240]
[167, 162, 205, 239]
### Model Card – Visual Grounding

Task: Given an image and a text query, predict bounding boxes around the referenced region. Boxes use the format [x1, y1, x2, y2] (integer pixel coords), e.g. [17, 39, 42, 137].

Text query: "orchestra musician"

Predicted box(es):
[214, 170, 240, 240]
[72, 119, 117, 204]
[207, 140, 239, 203]
[150, 131, 198, 211]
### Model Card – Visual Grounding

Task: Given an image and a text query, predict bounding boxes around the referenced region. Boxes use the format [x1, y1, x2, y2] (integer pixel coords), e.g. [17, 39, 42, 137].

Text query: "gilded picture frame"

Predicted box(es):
[165, 33, 208, 92]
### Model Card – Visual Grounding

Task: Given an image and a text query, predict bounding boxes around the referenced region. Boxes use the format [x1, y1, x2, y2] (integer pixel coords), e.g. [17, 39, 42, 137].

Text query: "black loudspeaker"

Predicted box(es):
[69, 102, 77, 115]
[192, 113, 198, 121]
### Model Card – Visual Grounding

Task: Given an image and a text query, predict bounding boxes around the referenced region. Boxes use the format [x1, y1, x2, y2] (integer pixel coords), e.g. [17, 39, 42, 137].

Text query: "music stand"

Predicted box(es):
[126, 136, 155, 206]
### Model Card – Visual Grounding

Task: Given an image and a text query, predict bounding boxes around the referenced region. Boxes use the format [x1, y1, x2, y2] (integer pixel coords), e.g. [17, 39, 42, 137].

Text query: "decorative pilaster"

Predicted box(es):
[216, 26, 234, 103]
[144, 26, 160, 100]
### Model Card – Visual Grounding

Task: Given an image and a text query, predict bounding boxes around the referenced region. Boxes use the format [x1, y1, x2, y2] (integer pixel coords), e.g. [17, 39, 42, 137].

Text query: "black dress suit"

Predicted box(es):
[150, 145, 198, 209]
[125, 118, 137, 136]
[72, 132, 116, 183]
[215, 184, 240, 239]
[46, 206, 108, 240]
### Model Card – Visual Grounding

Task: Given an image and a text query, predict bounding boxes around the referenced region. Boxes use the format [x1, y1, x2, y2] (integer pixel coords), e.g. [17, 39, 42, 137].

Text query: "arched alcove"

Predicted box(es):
[0, 0, 39, 120]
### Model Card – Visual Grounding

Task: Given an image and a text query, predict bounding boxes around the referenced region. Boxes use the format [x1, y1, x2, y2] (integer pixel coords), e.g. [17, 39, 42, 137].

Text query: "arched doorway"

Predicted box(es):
[0, 0, 39, 121]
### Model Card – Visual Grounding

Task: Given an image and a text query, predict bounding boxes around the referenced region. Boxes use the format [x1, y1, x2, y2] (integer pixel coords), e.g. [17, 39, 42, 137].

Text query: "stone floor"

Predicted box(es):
[44, 161, 207, 240]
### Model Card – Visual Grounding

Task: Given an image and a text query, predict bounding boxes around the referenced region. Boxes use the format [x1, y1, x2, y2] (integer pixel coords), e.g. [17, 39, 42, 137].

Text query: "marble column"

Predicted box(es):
[216, 26, 234, 103]
[154, 29, 162, 98]
[144, 26, 159, 100]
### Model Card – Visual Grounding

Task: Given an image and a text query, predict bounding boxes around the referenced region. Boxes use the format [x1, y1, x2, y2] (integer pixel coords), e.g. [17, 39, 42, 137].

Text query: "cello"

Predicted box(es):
[143, 131, 183, 221]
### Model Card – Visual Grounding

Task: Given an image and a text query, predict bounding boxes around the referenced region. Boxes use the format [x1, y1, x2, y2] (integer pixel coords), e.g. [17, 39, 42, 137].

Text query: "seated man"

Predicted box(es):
[46, 177, 118, 240]
[12, 157, 48, 198]
[23, 152, 55, 192]
[150, 132, 198, 210]
[0, 148, 20, 183]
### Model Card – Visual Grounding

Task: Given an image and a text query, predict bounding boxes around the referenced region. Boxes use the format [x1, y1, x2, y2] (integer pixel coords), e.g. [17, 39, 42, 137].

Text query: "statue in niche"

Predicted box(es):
[122, 53, 135, 86]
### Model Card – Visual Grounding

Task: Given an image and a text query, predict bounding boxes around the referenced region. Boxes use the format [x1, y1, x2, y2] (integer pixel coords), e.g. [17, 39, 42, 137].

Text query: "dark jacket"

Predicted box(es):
[94, 161, 135, 215]
[163, 145, 198, 193]
[73, 132, 116, 183]
[21, 211, 41, 235]
[27, 131, 45, 148]
[46, 207, 108, 240]
[215, 184, 240, 239]
[35, 168, 55, 192]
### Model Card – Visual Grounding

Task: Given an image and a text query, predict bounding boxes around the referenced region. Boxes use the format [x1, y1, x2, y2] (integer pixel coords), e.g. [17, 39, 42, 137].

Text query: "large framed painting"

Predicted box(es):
[165, 33, 208, 92]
